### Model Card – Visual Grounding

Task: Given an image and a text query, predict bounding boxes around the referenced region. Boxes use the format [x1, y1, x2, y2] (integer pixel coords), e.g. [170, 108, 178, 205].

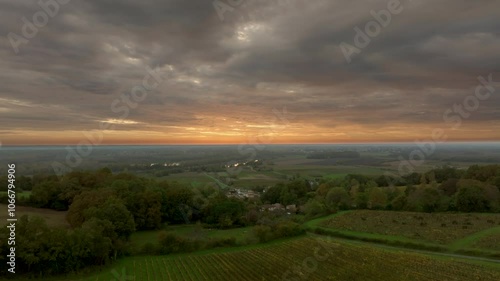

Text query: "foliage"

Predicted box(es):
[455, 179, 499, 212]
[325, 187, 351, 210]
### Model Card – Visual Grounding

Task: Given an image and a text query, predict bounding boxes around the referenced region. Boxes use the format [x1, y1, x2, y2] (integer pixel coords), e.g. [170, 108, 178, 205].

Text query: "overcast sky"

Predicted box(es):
[1, 0, 500, 145]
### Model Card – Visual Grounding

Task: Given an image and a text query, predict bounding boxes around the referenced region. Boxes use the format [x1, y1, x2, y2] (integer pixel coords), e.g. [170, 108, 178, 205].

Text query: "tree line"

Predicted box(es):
[259, 165, 500, 217]
[0, 168, 299, 277]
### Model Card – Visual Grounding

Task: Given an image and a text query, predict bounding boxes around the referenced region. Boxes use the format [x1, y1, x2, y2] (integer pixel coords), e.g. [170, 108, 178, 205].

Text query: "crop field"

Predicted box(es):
[61, 237, 500, 281]
[473, 231, 500, 251]
[153, 156, 394, 189]
[319, 210, 500, 246]
[142, 151, 473, 189]
[0, 203, 68, 227]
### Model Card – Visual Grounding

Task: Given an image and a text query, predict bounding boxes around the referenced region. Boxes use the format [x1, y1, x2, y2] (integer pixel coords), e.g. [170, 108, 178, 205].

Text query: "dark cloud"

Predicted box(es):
[1, 0, 500, 144]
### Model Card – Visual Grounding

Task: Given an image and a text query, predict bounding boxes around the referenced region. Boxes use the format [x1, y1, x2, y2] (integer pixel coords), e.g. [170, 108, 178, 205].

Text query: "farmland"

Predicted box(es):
[473, 231, 500, 252]
[315, 210, 500, 254]
[44, 236, 500, 281]
[0, 203, 68, 227]
[5, 143, 500, 190]
[2, 144, 500, 279]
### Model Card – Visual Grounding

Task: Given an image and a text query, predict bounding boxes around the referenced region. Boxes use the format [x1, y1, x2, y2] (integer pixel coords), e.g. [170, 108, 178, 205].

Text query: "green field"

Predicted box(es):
[158, 172, 216, 186]
[131, 225, 254, 250]
[46, 236, 500, 281]
[153, 153, 402, 189]
[314, 210, 500, 255]
[473, 231, 500, 252]
[0, 190, 31, 199]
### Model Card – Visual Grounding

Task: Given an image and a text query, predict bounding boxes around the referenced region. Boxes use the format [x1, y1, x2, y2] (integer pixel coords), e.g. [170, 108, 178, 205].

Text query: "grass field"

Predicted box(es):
[158, 172, 215, 186]
[473, 231, 500, 252]
[0, 190, 31, 199]
[319, 210, 500, 245]
[51, 236, 500, 281]
[314, 210, 500, 256]
[0, 203, 68, 227]
[147, 153, 407, 189]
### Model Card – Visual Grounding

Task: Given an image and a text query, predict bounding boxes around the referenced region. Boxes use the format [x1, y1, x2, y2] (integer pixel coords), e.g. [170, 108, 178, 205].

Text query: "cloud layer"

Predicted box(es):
[1, 0, 500, 145]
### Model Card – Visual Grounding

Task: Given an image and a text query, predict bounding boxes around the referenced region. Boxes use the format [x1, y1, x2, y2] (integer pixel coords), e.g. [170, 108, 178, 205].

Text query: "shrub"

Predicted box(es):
[253, 225, 274, 243]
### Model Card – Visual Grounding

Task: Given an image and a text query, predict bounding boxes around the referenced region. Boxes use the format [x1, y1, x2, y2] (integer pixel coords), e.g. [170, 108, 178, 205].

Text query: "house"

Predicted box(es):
[260, 203, 285, 212]
[285, 204, 297, 213]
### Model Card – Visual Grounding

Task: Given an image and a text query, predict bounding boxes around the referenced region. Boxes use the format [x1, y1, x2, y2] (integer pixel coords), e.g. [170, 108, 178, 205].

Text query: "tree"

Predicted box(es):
[162, 186, 195, 223]
[261, 184, 284, 204]
[455, 180, 489, 212]
[490, 176, 500, 190]
[355, 191, 368, 209]
[16, 215, 49, 273]
[316, 183, 330, 197]
[67, 189, 114, 227]
[253, 225, 273, 243]
[286, 180, 308, 201]
[202, 197, 245, 228]
[421, 187, 440, 213]
[84, 197, 136, 239]
[158, 232, 190, 254]
[66, 188, 135, 261]
[77, 218, 113, 265]
[465, 165, 500, 182]
[367, 188, 387, 209]
[303, 198, 326, 218]
[128, 189, 162, 230]
[31, 181, 66, 210]
[402, 172, 421, 186]
[439, 178, 459, 197]
[17, 176, 33, 191]
[365, 180, 378, 189]
[419, 173, 428, 188]
[280, 185, 298, 205]
[391, 194, 407, 210]
[58, 178, 83, 207]
[430, 166, 463, 182]
[325, 187, 351, 210]
[483, 184, 500, 212]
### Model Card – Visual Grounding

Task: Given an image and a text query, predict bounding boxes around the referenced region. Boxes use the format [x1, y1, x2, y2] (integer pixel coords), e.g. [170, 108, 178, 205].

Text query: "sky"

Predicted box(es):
[1, 0, 500, 145]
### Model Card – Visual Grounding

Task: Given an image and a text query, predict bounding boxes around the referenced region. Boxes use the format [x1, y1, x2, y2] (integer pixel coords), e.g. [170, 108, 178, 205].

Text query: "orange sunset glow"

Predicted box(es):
[1, 0, 499, 145]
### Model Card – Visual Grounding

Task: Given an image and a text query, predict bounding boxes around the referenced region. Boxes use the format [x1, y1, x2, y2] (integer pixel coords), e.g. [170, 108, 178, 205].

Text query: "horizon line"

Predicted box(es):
[2, 140, 500, 147]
